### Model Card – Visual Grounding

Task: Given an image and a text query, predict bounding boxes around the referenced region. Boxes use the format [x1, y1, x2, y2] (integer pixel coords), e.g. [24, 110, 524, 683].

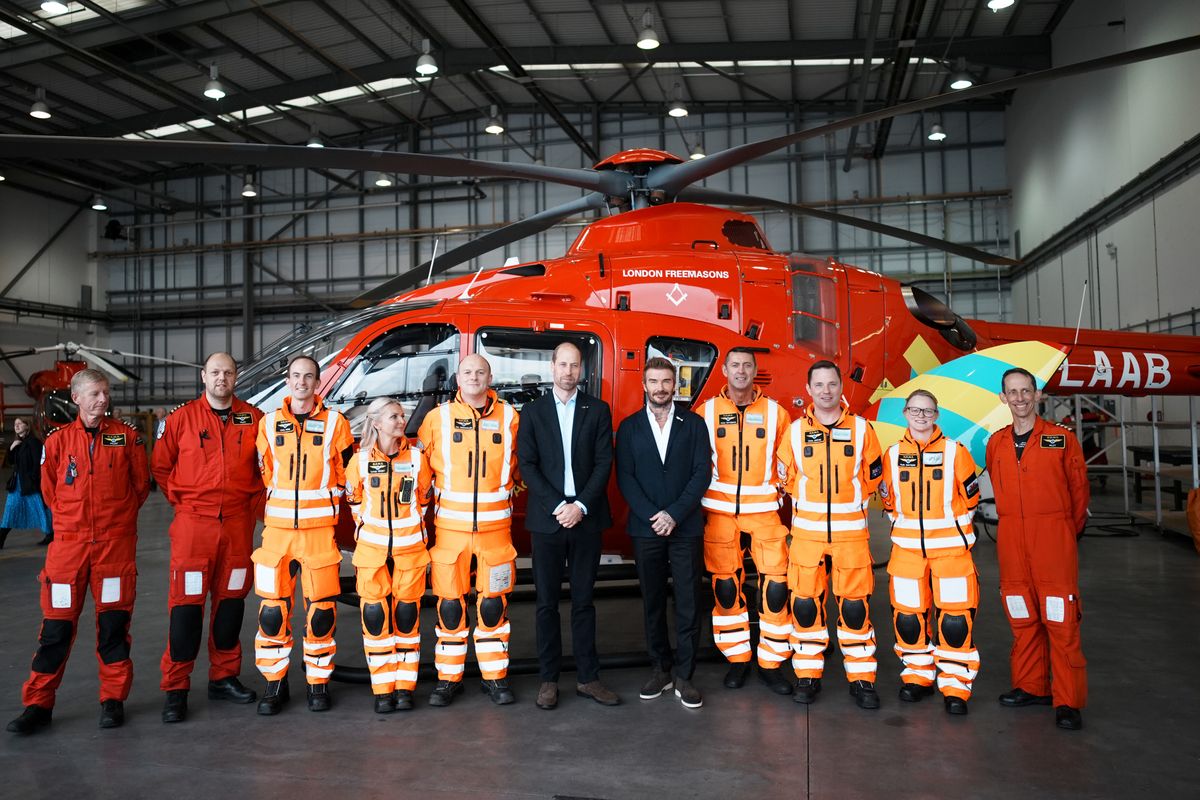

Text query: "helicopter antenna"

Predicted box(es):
[425, 236, 440, 287]
[458, 257, 489, 301]
[1071, 279, 1089, 350]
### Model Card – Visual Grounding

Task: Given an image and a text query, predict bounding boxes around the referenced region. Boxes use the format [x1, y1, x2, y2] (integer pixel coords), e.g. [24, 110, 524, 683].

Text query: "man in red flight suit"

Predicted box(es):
[6, 368, 150, 735]
[152, 352, 265, 723]
[985, 367, 1090, 731]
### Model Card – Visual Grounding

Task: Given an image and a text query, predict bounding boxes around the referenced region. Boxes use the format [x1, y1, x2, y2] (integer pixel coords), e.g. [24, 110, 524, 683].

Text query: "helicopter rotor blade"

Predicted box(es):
[0, 136, 630, 198]
[74, 345, 202, 369]
[77, 351, 141, 383]
[651, 34, 1200, 195]
[677, 187, 1019, 266]
[350, 192, 608, 308]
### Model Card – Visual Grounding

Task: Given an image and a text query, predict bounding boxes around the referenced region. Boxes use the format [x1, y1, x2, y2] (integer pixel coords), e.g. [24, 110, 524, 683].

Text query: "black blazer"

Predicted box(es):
[517, 389, 614, 534]
[615, 406, 711, 539]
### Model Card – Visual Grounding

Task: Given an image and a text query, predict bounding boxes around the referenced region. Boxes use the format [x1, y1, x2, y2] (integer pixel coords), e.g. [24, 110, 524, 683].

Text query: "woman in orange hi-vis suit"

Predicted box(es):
[880, 389, 981, 716]
[345, 398, 432, 714]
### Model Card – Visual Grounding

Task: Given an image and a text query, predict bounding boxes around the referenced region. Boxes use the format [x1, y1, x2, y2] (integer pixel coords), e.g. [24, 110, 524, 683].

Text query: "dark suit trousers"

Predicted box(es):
[632, 535, 703, 681]
[531, 526, 603, 683]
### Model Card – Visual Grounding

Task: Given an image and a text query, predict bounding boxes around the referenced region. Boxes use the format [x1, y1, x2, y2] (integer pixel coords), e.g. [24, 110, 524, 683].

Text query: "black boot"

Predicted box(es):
[208, 677, 257, 704]
[429, 680, 464, 707]
[373, 693, 397, 714]
[393, 690, 414, 711]
[758, 667, 794, 696]
[161, 690, 188, 723]
[306, 683, 331, 712]
[480, 678, 515, 705]
[793, 677, 822, 705]
[256, 680, 290, 716]
[6, 705, 51, 735]
[99, 699, 125, 729]
[723, 662, 750, 689]
[849, 680, 881, 710]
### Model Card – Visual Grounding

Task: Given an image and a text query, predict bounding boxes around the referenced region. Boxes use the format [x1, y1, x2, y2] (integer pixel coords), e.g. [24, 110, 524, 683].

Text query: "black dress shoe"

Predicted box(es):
[208, 677, 257, 704]
[849, 680, 881, 710]
[373, 693, 397, 714]
[6, 705, 51, 735]
[99, 699, 125, 729]
[758, 667, 794, 696]
[306, 683, 332, 712]
[898, 682, 935, 703]
[162, 690, 188, 723]
[393, 690, 414, 711]
[481, 678, 516, 705]
[999, 687, 1052, 707]
[723, 662, 750, 689]
[944, 696, 969, 716]
[1055, 705, 1083, 731]
[256, 680, 290, 716]
[793, 677, 822, 705]
[429, 680, 463, 707]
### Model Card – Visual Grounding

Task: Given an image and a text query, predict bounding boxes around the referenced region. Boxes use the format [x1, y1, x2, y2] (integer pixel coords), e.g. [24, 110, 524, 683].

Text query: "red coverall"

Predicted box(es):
[151, 397, 265, 691]
[986, 416, 1090, 709]
[22, 417, 150, 708]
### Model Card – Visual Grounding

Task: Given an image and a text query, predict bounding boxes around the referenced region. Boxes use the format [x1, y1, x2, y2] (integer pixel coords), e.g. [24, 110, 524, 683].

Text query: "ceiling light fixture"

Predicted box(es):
[415, 39, 438, 76]
[636, 9, 660, 50]
[987, 0, 1015, 10]
[41, 1, 69, 14]
[927, 123, 947, 142]
[29, 87, 51, 120]
[690, 142, 705, 160]
[0, 172, 6, 181]
[91, 195, 107, 211]
[203, 64, 226, 100]
[949, 58, 974, 90]
[484, 105, 505, 135]
[375, 174, 393, 187]
[306, 126, 324, 148]
[667, 83, 688, 118]
[241, 181, 257, 198]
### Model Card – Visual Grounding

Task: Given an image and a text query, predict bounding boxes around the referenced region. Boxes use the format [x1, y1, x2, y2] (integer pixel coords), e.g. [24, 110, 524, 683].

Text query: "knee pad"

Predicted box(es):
[939, 613, 970, 649]
[96, 610, 132, 664]
[839, 598, 867, 630]
[895, 612, 923, 645]
[168, 605, 204, 662]
[394, 601, 418, 633]
[259, 602, 286, 636]
[763, 579, 789, 614]
[361, 602, 387, 637]
[308, 605, 336, 638]
[211, 599, 244, 650]
[438, 598, 464, 630]
[792, 596, 819, 628]
[713, 577, 740, 610]
[31, 619, 74, 674]
[479, 595, 507, 628]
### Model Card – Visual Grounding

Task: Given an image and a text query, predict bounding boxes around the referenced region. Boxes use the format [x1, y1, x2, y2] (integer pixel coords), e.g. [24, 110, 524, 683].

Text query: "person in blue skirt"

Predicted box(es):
[0, 417, 52, 548]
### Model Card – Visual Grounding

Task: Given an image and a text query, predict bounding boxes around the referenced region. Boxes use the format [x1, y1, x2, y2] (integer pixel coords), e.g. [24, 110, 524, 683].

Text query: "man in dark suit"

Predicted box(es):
[517, 342, 618, 710]
[616, 356, 712, 709]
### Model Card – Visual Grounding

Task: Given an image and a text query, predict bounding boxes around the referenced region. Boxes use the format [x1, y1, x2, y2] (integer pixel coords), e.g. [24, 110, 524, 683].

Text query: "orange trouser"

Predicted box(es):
[787, 535, 876, 682]
[160, 512, 255, 691]
[353, 544, 430, 694]
[429, 527, 516, 682]
[22, 536, 137, 708]
[887, 545, 979, 700]
[251, 526, 342, 685]
[704, 512, 791, 669]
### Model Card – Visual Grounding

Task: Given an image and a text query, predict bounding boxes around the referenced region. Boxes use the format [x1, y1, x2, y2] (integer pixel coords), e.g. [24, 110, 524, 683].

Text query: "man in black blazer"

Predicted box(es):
[517, 342, 618, 710]
[615, 356, 712, 709]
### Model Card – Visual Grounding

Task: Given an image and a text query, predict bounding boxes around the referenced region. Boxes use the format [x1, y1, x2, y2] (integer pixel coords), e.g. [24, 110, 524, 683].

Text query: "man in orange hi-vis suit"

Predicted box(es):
[419, 354, 520, 707]
[697, 347, 793, 696]
[776, 360, 884, 710]
[986, 367, 1090, 732]
[253, 354, 354, 715]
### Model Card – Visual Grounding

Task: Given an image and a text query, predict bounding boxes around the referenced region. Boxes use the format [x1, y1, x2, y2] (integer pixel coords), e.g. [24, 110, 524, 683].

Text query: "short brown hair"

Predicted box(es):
[286, 354, 320, 376]
[905, 389, 938, 410]
[644, 356, 676, 376]
[807, 359, 840, 382]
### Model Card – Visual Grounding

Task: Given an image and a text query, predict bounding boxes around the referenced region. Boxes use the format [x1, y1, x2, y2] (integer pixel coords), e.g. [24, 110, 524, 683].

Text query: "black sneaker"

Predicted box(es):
[373, 693, 397, 714]
[639, 668, 674, 700]
[256, 680, 290, 716]
[99, 699, 125, 729]
[6, 705, 51, 735]
[481, 678, 516, 705]
[793, 677, 822, 705]
[758, 667, 794, 696]
[161, 690, 188, 723]
[208, 677, 257, 704]
[944, 696, 969, 716]
[849, 680, 880, 710]
[898, 682, 935, 703]
[429, 680, 463, 707]
[393, 690, 414, 711]
[306, 683, 332, 712]
[723, 662, 750, 689]
[674, 678, 703, 709]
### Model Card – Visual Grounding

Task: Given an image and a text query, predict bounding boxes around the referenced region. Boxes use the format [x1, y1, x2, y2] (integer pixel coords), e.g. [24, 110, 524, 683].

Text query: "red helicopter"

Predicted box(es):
[3, 35, 1199, 558]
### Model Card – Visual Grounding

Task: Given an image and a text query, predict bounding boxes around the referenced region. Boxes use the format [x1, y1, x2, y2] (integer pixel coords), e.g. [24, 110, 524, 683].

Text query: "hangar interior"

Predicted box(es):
[1, 0, 1198, 798]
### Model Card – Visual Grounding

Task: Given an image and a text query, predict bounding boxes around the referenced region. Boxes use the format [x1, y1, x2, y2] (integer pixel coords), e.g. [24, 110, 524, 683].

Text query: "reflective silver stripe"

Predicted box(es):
[892, 513, 976, 530]
[435, 488, 511, 503]
[320, 409, 342, 489]
[271, 488, 343, 501]
[439, 403, 453, 494]
[790, 420, 807, 506]
[712, 612, 749, 625]
[851, 415, 865, 508]
[791, 496, 867, 514]
[943, 439, 957, 514]
[265, 410, 282, 490]
[708, 480, 776, 496]
[763, 399, 779, 485]
[889, 444, 903, 515]
[702, 399, 719, 488]
[358, 449, 370, 502]
[500, 402, 515, 489]
[702, 498, 780, 514]
[891, 532, 976, 549]
[265, 505, 337, 521]
[474, 641, 508, 654]
[436, 507, 512, 522]
[791, 516, 867, 533]
[357, 528, 423, 548]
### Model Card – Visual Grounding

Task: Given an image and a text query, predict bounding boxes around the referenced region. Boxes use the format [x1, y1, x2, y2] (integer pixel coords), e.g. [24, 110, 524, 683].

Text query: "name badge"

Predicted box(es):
[102, 433, 126, 447]
[1040, 434, 1065, 449]
[367, 461, 388, 474]
[745, 413, 763, 425]
[718, 413, 739, 425]
[481, 419, 500, 431]
[395, 462, 413, 473]
[831, 428, 852, 442]
[304, 419, 325, 433]
[454, 418, 474, 430]
[804, 430, 825, 443]
[232, 412, 255, 426]
[922, 452, 944, 466]
[897, 454, 919, 468]
[275, 420, 294, 433]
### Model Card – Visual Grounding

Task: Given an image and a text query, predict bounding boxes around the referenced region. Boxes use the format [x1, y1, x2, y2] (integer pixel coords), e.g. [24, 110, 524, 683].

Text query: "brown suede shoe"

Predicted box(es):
[536, 682, 558, 710]
[576, 680, 621, 706]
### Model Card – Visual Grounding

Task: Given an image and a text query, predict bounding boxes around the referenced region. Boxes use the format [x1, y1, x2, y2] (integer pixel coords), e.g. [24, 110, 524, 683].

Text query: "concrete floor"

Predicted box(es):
[1, 485, 1198, 800]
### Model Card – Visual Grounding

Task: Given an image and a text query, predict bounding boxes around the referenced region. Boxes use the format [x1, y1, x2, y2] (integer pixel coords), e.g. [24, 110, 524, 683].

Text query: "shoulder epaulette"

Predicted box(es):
[166, 402, 188, 416]
[118, 417, 139, 431]
[44, 425, 62, 439]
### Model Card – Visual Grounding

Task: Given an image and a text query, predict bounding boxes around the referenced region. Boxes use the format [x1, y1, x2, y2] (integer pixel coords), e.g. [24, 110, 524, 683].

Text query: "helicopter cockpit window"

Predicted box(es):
[474, 329, 601, 410]
[645, 337, 717, 409]
[43, 389, 77, 426]
[326, 324, 460, 438]
[722, 219, 769, 250]
[790, 269, 839, 357]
